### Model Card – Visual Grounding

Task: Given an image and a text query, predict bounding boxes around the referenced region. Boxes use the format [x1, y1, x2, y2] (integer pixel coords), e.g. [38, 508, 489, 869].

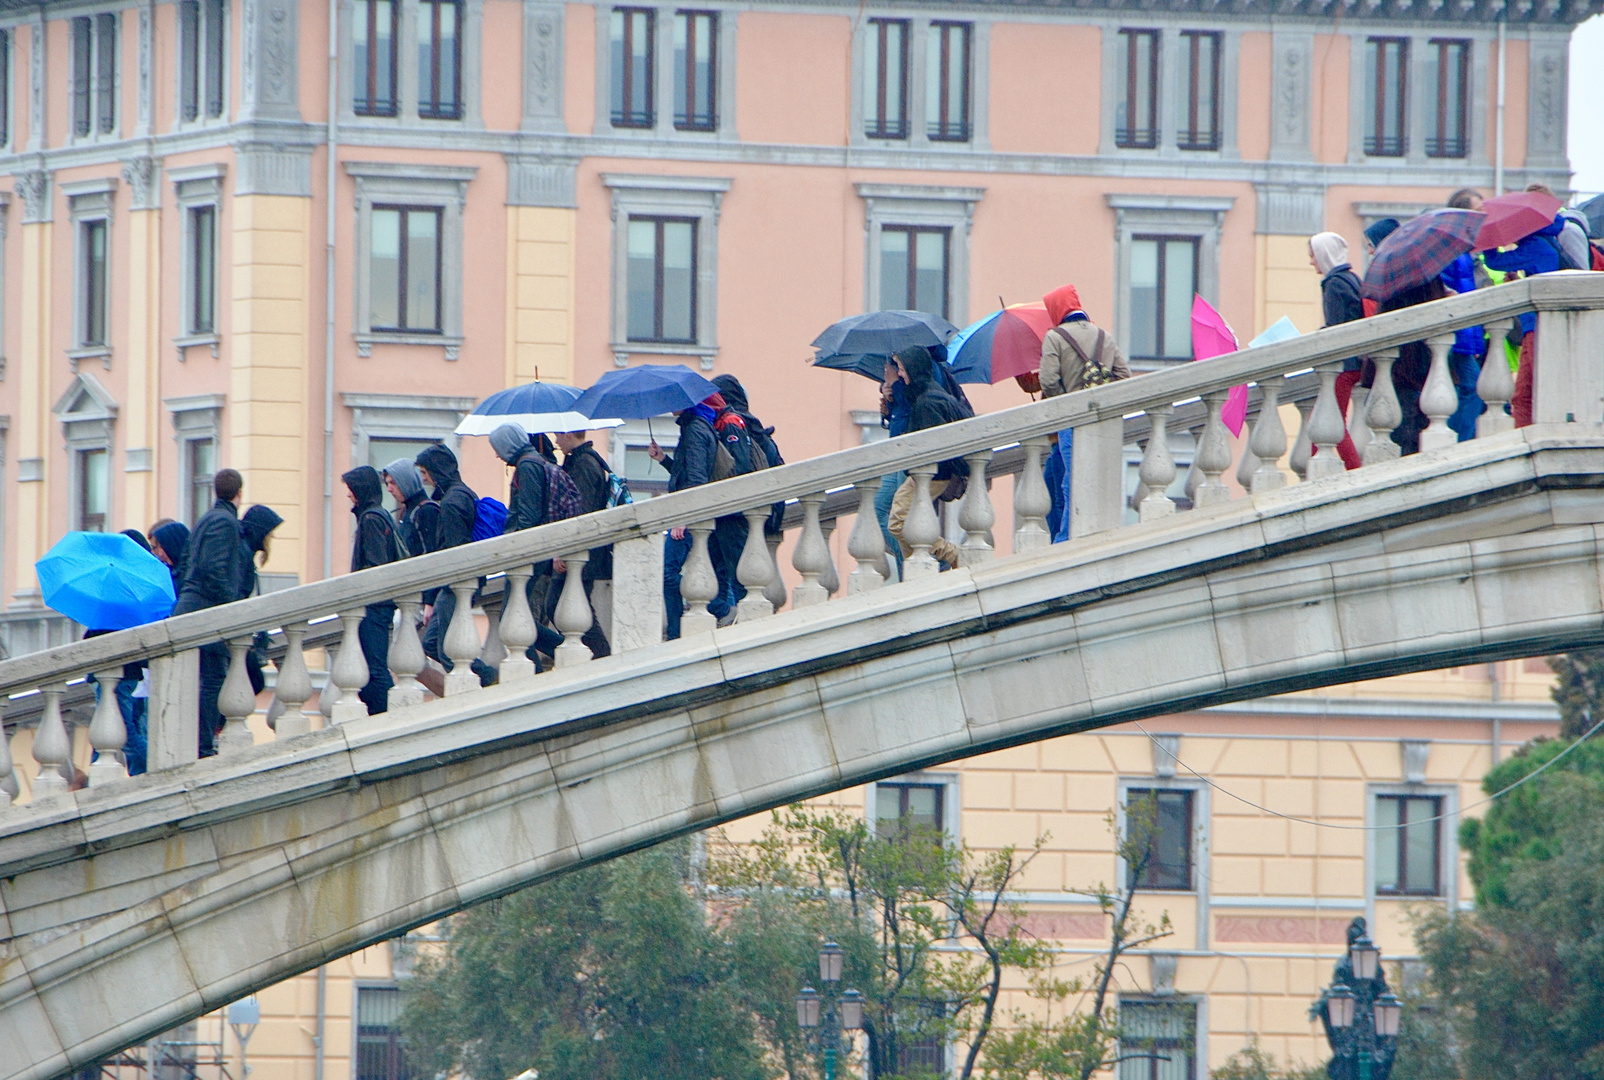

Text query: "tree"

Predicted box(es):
[1209, 1038, 1326, 1080]
[1547, 649, 1604, 739]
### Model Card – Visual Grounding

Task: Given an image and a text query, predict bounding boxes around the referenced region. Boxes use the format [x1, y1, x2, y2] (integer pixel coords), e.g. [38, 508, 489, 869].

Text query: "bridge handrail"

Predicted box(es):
[1, 273, 1599, 700]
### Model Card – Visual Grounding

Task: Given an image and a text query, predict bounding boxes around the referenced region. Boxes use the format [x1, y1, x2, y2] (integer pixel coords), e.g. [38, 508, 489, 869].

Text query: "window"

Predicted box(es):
[626, 216, 696, 343]
[1128, 236, 1196, 362]
[1425, 39, 1469, 158]
[1179, 31, 1220, 151]
[187, 438, 216, 525]
[0, 31, 11, 147]
[417, 0, 461, 119]
[879, 226, 949, 319]
[899, 1030, 946, 1076]
[179, 0, 226, 122]
[610, 8, 655, 128]
[188, 205, 217, 335]
[1365, 37, 1408, 157]
[355, 987, 412, 1080]
[1119, 1000, 1196, 1080]
[77, 448, 109, 532]
[80, 219, 109, 348]
[370, 206, 442, 334]
[354, 0, 399, 117]
[926, 22, 971, 142]
[1125, 788, 1194, 890]
[865, 19, 909, 139]
[1116, 29, 1159, 149]
[1376, 795, 1441, 896]
[71, 14, 118, 138]
[876, 780, 945, 843]
[673, 11, 716, 131]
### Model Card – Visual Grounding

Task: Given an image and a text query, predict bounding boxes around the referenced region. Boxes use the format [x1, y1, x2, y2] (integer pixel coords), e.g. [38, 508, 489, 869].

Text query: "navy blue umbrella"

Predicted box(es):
[810, 352, 898, 381]
[37, 532, 175, 630]
[810, 310, 957, 362]
[572, 364, 721, 420]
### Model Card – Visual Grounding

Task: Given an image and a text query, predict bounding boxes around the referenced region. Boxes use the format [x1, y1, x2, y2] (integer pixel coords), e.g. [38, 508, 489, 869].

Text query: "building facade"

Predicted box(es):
[0, 0, 1588, 623]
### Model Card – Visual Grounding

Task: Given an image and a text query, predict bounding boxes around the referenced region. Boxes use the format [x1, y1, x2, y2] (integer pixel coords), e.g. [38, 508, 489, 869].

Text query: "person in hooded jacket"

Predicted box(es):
[553, 429, 615, 658]
[1037, 284, 1132, 543]
[885, 346, 967, 568]
[343, 466, 403, 714]
[647, 397, 733, 638]
[414, 442, 497, 687]
[489, 424, 568, 664]
[149, 519, 191, 594]
[1485, 214, 1566, 427]
[383, 458, 439, 558]
[237, 504, 285, 697]
[1309, 232, 1365, 470]
[174, 468, 249, 756]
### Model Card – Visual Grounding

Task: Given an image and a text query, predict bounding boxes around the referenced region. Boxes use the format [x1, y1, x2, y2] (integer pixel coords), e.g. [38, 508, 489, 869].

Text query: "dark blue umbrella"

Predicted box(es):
[1578, 193, 1604, 239]
[810, 352, 899, 381]
[572, 364, 721, 420]
[37, 532, 176, 630]
[456, 381, 625, 435]
[811, 310, 957, 361]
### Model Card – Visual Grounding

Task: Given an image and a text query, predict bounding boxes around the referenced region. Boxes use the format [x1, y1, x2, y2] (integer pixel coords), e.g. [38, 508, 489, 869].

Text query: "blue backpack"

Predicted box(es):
[471, 496, 508, 541]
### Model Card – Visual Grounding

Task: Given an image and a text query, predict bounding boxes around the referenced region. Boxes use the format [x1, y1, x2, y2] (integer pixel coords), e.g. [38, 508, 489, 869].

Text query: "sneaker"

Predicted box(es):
[471, 658, 499, 688]
[717, 610, 737, 628]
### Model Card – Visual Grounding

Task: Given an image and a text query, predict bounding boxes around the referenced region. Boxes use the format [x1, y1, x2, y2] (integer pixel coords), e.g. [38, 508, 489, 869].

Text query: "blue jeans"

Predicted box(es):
[1448, 350, 1485, 443]
[664, 532, 732, 640]
[875, 472, 907, 580]
[1052, 429, 1073, 543]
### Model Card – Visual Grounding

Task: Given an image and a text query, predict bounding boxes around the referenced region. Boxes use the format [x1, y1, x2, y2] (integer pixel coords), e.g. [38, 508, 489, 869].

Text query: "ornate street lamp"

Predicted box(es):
[1312, 918, 1402, 1080]
[796, 941, 863, 1080]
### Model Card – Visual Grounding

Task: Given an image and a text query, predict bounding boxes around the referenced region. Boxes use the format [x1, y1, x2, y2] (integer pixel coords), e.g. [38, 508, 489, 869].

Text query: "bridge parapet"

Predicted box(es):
[1, 273, 1601, 804]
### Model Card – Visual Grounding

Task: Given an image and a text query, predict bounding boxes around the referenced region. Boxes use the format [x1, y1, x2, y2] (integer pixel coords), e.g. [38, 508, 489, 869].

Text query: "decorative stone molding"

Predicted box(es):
[1107, 194, 1233, 361]
[28, 13, 44, 153]
[1527, 36, 1568, 168]
[1149, 952, 1179, 995]
[234, 143, 314, 197]
[16, 458, 42, 483]
[341, 393, 475, 466]
[1255, 183, 1326, 236]
[16, 170, 50, 224]
[137, 1, 154, 135]
[1400, 739, 1429, 784]
[125, 448, 153, 472]
[506, 155, 578, 208]
[122, 156, 161, 211]
[239, 0, 300, 122]
[1151, 732, 1181, 778]
[522, 2, 565, 133]
[1269, 31, 1313, 162]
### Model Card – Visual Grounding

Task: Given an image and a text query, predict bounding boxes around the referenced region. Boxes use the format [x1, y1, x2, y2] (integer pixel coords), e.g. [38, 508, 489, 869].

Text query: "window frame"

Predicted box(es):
[354, 0, 400, 117]
[877, 224, 951, 321]
[857, 183, 982, 330]
[1117, 997, 1201, 1080]
[1364, 36, 1409, 158]
[177, 0, 228, 126]
[347, 162, 475, 358]
[1124, 786, 1196, 892]
[1116, 28, 1160, 150]
[63, 179, 118, 367]
[874, 778, 948, 844]
[865, 17, 910, 140]
[625, 214, 698, 344]
[1178, 30, 1220, 152]
[368, 204, 445, 335]
[594, 4, 734, 140]
[866, 771, 960, 847]
[70, 12, 119, 142]
[340, 0, 481, 125]
[926, 21, 971, 142]
[76, 447, 110, 532]
[1126, 233, 1199, 364]
[416, 0, 463, 120]
[0, 30, 12, 150]
[672, 9, 717, 131]
[1373, 793, 1444, 897]
[1115, 775, 1209, 947]
[610, 6, 656, 128]
[167, 394, 225, 528]
[1425, 37, 1470, 159]
[352, 984, 412, 1080]
[172, 165, 226, 355]
[55, 373, 119, 538]
[343, 393, 474, 478]
[1107, 194, 1230, 373]
[851, 18, 989, 151]
[1366, 782, 1458, 918]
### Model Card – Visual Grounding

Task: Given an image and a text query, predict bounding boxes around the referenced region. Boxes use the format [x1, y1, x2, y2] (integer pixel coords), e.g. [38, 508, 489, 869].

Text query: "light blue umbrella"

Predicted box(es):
[37, 532, 175, 630]
[456, 381, 624, 435]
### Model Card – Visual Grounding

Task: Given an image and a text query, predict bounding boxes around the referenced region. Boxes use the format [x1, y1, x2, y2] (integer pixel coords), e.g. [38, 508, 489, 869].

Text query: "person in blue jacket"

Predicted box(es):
[1483, 215, 1564, 427]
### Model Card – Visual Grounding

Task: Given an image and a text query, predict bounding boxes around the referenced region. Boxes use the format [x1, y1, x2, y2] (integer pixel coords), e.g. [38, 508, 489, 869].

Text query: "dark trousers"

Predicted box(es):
[713, 514, 748, 612]
[664, 533, 734, 640]
[422, 586, 457, 670]
[357, 603, 395, 715]
[540, 573, 611, 659]
[198, 641, 229, 757]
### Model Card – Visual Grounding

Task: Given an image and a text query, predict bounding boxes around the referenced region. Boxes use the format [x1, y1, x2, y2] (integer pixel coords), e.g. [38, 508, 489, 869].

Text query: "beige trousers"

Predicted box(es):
[887, 476, 961, 566]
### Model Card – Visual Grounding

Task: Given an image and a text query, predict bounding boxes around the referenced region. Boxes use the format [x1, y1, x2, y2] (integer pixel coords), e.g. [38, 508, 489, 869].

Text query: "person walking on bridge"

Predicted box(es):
[554, 429, 616, 658]
[489, 424, 570, 666]
[383, 459, 438, 558]
[648, 398, 729, 638]
[343, 466, 403, 714]
[414, 443, 497, 688]
[1309, 232, 1365, 470]
[172, 468, 248, 757]
[886, 345, 966, 568]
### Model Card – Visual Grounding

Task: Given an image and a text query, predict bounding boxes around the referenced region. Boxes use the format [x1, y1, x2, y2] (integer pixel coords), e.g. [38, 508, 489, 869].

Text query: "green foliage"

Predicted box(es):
[1387, 984, 1459, 1080]
[1548, 649, 1604, 740]
[1209, 1038, 1325, 1080]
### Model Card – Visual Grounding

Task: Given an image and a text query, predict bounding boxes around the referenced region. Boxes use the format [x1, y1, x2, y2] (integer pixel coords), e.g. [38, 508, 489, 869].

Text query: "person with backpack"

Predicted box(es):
[342, 466, 404, 714]
[414, 442, 497, 688]
[886, 345, 969, 569]
[711, 375, 785, 606]
[554, 429, 623, 657]
[489, 424, 576, 665]
[1038, 283, 1132, 543]
[647, 396, 733, 638]
[383, 458, 439, 557]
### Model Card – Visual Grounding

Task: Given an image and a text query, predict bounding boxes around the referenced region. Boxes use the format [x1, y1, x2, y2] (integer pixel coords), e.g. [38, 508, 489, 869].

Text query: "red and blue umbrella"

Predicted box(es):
[1361, 209, 1485, 304]
[947, 304, 1056, 384]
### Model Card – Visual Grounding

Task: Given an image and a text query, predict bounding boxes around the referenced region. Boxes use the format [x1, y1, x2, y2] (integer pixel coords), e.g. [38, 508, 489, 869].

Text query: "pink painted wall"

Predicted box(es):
[1498, 38, 1530, 169]
[988, 23, 1101, 156]
[565, 3, 595, 134]
[481, 0, 524, 131]
[737, 13, 852, 146]
[1236, 32, 1271, 161]
[1312, 34, 1350, 164]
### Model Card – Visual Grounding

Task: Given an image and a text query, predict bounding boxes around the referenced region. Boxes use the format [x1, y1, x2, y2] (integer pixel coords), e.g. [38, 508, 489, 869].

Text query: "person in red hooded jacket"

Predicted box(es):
[1037, 284, 1131, 542]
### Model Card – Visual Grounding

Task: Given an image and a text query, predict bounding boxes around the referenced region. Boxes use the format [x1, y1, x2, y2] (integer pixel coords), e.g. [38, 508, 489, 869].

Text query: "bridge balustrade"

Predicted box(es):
[2, 273, 1602, 806]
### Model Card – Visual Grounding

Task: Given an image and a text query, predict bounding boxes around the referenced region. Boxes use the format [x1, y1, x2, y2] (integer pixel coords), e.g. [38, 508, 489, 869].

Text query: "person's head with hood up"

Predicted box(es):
[894, 344, 941, 389]
[1043, 284, 1085, 326]
[149, 519, 191, 569]
[382, 458, 425, 507]
[342, 465, 384, 512]
[710, 374, 750, 414]
[1364, 218, 1400, 255]
[122, 528, 153, 554]
[414, 442, 462, 495]
[488, 423, 532, 466]
[679, 391, 728, 427]
[240, 504, 284, 566]
[1308, 232, 1350, 276]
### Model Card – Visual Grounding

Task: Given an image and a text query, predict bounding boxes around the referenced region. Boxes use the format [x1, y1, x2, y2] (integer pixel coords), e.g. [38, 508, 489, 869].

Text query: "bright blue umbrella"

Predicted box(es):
[456, 381, 624, 435]
[37, 532, 176, 630]
[572, 364, 721, 420]
[811, 310, 957, 361]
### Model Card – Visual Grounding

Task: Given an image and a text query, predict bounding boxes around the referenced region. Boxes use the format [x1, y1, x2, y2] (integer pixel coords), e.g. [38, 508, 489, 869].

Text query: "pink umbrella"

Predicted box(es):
[1190, 295, 1248, 436]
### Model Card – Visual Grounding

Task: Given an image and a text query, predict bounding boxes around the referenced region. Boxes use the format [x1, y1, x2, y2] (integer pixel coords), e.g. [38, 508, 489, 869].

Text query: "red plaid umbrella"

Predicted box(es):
[1360, 209, 1485, 304]
[1472, 189, 1563, 252]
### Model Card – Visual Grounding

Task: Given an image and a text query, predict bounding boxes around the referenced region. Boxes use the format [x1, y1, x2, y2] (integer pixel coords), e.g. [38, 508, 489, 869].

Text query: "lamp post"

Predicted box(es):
[796, 940, 864, 1080]
[1313, 918, 1403, 1080]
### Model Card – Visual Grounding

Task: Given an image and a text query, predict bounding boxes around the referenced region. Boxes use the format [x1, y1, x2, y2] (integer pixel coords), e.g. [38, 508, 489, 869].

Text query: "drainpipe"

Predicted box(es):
[313, 965, 327, 1080]
[1489, 662, 1502, 764]
[1495, 8, 1507, 196]
[323, 0, 340, 580]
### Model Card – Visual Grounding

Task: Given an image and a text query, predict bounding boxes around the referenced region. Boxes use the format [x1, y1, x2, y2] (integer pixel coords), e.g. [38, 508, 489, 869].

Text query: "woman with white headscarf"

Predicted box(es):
[1309, 231, 1365, 470]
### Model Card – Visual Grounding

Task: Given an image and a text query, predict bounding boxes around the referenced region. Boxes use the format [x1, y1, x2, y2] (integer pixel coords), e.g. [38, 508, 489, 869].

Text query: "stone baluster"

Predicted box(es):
[1013, 437, 1053, 550]
[554, 552, 594, 668]
[680, 522, 721, 636]
[847, 483, 887, 592]
[958, 450, 996, 564]
[319, 647, 341, 724]
[736, 509, 777, 618]
[819, 519, 841, 597]
[387, 601, 426, 707]
[1249, 380, 1289, 494]
[1289, 400, 1314, 480]
[0, 712, 16, 807]
[88, 669, 128, 785]
[763, 535, 788, 612]
[218, 637, 258, 750]
[1139, 404, 1177, 521]
[497, 568, 537, 683]
[31, 684, 70, 799]
[791, 494, 831, 607]
[1349, 385, 1374, 461]
[901, 464, 943, 579]
[1193, 392, 1233, 508]
[479, 604, 508, 672]
[1183, 424, 1204, 506]
[1477, 317, 1516, 437]
[443, 581, 483, 695]
[1130, 437, 1151, 511]
[329, 612, 371, 723]
[1363, 349, 1403, 464]
[1235, 441, 1260, 491]
[276, 622, 316, 737]
[1305, 362, 1349, 480]
[1418, 332, 1460, 452]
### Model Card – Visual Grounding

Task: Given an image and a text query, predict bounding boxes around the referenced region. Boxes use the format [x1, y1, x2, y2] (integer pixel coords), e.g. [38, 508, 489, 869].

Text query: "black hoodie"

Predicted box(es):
[174, 498, 247, 614]
[415, 443, 478, 550]
[711, 374, 785, 534]
[343, 466, 403, 575]
[898, 347, 968, 481]
[238, 504, 284, 600]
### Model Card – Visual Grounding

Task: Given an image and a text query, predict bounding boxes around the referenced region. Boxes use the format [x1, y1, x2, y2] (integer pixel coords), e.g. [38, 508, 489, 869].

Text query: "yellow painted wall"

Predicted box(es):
[1255, 235, 1324, 338]
[13, 220, 53, 603]
[505, 205, 577, 387]
[124, 207, 162, 531]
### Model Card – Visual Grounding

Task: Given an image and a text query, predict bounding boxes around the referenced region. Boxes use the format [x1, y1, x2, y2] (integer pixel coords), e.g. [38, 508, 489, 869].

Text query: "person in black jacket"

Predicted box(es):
[886, 347, 964, 568]
[343, 466, 402, 714]
[489, 424, 567, 664]
[647, 401, 730, 638]
[554, 429, 615, 658]
[382, 458, 438, 557]
[173, 468, 249, 756]
[1309, 231, 1365, 471]
[414, 443, 496, 687]
[149, 519, 191, 595]
[710, 374, 784, 609]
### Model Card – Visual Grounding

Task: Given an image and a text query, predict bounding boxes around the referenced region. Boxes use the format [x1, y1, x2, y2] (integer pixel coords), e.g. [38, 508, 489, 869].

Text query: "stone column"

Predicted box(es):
[12, 169, 51, 607]
[122, 157, 162, 529]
